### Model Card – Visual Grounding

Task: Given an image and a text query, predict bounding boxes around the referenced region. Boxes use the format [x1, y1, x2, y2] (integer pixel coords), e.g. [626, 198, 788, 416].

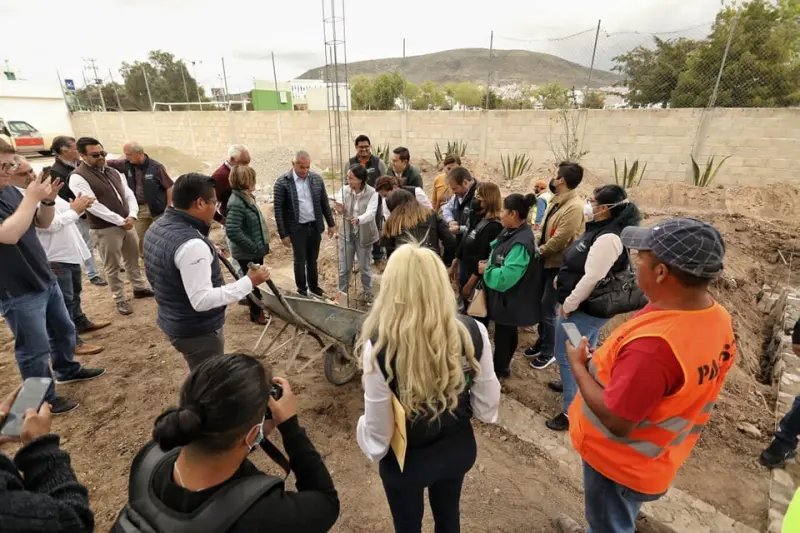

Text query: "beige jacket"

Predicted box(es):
[538, 189, 585, 269]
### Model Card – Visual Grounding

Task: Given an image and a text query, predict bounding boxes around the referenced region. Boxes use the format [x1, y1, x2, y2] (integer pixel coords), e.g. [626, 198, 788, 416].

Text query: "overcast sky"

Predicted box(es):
[4, 0, 723, 93]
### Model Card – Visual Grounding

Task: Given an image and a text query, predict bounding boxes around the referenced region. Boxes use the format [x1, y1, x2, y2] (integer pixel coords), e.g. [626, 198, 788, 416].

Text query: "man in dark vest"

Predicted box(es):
[50, 135, 106, 286]
[388, 146, 423, 188]
[107, 141, 174, 258]
[144, 173, 271, 370]
[443, 167, 478, 291]
[347, 135, 387, 265]
[68, 137, 154, 316]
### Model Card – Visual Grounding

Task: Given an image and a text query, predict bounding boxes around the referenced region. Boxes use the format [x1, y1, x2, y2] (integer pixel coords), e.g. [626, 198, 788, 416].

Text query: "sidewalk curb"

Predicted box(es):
[498, 396, 758, 533]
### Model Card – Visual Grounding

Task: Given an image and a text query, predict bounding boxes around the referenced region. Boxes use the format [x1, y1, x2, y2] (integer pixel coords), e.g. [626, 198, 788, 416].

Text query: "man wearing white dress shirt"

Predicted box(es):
[143, 174, 272, 369]
[69, 137, 153, 316]
[373, 175, 433, 220]
[10, 158, 111, 356]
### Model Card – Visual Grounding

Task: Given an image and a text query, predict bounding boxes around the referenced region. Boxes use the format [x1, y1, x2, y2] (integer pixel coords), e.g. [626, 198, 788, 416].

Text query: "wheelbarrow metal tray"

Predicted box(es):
[259, 286, 365, 346]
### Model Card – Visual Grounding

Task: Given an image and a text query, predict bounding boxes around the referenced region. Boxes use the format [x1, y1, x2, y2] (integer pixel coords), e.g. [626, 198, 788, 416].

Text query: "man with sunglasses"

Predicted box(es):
[0, 140, 105, 415]
[68, 137, 153, 316]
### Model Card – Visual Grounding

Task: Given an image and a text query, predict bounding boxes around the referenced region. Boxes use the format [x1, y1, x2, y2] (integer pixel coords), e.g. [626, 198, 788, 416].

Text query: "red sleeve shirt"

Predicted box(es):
[602, 305, 686, 423]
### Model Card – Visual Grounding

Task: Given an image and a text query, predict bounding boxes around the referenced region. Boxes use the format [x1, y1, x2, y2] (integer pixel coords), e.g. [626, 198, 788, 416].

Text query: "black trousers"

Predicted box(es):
[235, 257, 264, 320]
[290, 224, 322, 293]
[372, 202, 385, 262]
[380, 429, 477, 533]
[494, 323, 519, 374]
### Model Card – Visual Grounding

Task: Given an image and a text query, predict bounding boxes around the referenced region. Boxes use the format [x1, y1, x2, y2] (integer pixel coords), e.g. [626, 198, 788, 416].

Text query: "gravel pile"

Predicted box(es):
[250, 146, 325, 203]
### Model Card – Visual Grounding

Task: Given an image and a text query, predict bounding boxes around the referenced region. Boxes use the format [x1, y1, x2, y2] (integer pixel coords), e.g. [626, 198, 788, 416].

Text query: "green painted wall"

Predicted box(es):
[251, 89, 293, 111]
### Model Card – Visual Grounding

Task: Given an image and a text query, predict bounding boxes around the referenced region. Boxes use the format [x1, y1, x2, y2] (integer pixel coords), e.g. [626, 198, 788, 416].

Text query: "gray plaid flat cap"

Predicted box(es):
[620, 218, 725, 279]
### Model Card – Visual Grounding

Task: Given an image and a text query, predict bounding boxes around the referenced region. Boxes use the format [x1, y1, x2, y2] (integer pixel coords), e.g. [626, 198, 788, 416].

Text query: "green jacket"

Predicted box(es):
[226, 190, 270, 260]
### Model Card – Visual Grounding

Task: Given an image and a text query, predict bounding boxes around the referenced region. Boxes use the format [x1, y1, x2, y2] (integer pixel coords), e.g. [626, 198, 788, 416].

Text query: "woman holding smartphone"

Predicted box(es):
[547, 184, 641, 432]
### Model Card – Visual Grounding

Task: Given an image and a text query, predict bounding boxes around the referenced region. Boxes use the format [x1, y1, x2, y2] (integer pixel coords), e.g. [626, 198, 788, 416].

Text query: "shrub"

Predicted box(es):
[691, 154, 731, 188]
[501, 153, 532, 181]
[613, 158, 647, 188]
[434, 140, 467, 164]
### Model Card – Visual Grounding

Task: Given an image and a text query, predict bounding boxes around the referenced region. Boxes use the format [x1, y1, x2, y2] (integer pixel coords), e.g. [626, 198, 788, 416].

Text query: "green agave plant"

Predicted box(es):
[613, 158, 647, 189]
[501, 153, 532, 181]
[691, 154, 731, 188]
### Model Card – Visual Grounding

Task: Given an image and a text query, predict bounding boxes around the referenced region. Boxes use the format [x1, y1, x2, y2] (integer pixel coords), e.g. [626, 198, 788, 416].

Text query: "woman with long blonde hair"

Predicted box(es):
[356, 243, 501, 533]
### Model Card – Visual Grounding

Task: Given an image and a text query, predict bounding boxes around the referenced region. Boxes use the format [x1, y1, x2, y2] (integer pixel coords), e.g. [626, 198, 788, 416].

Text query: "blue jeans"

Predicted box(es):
[78, 217, 101, 279]
[0, 282, 81, 402]
[51, 262, 90, 345]
[338, 235, 373, 293]
[583, 461, 661, 533]
[555, 310, 608, 413]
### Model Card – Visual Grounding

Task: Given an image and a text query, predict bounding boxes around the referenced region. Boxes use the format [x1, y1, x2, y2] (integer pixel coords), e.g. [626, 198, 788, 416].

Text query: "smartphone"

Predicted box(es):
[41, 166, 52, 180]
[561, 322, 583, 349]
[0, 377, 52, 437]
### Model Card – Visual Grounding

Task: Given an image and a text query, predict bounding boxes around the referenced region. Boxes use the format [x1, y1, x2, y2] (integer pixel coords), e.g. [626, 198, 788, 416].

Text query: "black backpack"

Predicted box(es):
[112, 442, 282, 533]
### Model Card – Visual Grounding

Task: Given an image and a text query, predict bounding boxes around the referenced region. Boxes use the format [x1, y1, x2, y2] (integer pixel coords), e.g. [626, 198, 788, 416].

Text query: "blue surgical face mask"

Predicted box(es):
[248, 420, 265, 452]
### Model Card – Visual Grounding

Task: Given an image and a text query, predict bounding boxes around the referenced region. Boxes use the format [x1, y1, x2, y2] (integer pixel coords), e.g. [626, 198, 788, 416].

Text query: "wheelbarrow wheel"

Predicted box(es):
[324, 344, 359, 386]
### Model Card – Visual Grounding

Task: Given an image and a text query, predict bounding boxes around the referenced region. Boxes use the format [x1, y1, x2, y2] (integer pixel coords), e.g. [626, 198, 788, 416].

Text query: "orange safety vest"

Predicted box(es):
[568, 303, 736, 495]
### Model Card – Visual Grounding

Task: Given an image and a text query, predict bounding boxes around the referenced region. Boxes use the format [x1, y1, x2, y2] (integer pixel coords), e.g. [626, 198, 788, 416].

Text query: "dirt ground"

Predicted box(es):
[1, 149, 798, 532]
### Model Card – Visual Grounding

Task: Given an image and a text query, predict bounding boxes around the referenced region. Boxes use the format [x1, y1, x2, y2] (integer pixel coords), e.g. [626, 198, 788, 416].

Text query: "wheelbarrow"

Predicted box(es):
[219, 255, 363, 385]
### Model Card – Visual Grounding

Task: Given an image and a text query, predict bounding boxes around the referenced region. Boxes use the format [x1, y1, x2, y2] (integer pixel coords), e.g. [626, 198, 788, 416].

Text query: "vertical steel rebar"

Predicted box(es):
[485, 30, 494, 109]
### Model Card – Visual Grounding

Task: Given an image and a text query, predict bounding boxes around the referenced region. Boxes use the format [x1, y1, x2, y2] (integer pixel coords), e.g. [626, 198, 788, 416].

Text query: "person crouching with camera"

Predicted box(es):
[0, 387, 94, 532]
[113, 353, 340, 532]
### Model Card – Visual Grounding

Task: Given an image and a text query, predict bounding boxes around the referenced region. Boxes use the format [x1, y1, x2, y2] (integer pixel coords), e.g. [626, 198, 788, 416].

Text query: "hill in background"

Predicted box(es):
[297, 48, 620, 88]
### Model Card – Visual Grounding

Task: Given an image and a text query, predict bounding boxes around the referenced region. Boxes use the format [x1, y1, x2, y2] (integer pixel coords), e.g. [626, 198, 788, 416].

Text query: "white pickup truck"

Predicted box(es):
[0, 118, 49, 156]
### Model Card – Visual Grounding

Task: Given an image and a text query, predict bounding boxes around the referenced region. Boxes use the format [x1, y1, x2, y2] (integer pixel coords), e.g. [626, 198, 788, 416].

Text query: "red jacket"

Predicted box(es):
[211, 163, 232, 221]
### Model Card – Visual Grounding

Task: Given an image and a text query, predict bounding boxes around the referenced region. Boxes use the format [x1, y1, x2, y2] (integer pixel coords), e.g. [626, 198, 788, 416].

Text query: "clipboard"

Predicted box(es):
[390, 394, 408, 472]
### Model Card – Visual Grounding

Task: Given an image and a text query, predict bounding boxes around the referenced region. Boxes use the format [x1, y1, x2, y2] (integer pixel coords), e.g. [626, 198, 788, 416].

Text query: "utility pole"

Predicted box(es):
[180, 61, 190, 107]
[271, 51, 279, 92]
[108, 69, 123, 110]
[84, 58, 106, 112]
[221, 57, 230, 102]
[142, 66, 154, 111]
[192, 61, 203, 111]
[81, 70, 96, 109]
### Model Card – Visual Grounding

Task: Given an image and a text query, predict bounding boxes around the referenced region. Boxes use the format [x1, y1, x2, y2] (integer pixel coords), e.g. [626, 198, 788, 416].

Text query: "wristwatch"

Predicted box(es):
[41, 200, 56, 206]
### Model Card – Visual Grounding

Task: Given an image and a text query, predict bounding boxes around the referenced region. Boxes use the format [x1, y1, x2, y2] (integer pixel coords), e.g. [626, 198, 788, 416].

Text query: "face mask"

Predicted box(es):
[248, 420, 265, 452]
[583, 201, 595, 221]
[470, 198, 482, 211]
[549, 179, 558, 194]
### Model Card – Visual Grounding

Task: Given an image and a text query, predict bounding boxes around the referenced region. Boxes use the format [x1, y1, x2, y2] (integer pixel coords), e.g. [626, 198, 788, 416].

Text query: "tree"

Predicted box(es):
[119, 50, 207, 111]
[371, 72, 405, 110]
[452, 82, 483, 107]
[351, 75, 374, 110]
[537, 83, 571, 109]
[613, 0, 800, 108]
[612, 37, 699, 107]
[74, 82, 139, 111]
[583, 91, 606, 109]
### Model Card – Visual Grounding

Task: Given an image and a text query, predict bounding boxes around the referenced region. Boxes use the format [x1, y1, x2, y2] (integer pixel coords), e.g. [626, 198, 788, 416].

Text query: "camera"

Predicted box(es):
[265, 382, 283, 420]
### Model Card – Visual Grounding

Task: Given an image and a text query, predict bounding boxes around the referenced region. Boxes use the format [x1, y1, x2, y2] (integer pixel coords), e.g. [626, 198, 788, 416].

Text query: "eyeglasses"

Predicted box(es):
[88, 151, 107, 159]
[0, 161, 21, 172]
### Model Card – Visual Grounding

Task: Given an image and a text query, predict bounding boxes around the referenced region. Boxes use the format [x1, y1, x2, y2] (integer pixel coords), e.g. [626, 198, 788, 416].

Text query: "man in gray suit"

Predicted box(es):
[273, 151, 336, 298]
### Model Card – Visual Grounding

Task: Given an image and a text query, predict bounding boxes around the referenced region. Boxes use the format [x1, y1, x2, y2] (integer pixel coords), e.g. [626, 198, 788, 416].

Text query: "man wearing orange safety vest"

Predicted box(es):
[554, 218, 735, 533]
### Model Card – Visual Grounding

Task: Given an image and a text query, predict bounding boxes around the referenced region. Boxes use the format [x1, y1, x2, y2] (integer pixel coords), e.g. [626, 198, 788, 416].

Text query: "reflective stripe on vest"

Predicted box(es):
[569, 304, 736, 495]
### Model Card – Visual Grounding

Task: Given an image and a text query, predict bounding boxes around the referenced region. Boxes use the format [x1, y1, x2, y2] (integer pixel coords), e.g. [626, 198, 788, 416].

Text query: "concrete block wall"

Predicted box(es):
[70, 108, 800, 185]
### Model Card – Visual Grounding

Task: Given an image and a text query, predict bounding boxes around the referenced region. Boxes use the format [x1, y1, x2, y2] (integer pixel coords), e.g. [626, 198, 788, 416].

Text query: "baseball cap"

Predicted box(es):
[620, 218, 725, 279]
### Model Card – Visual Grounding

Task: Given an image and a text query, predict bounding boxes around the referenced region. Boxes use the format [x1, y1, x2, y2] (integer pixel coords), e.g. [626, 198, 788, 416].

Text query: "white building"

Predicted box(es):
[0, 77, 73, 147]
[306, 84, 351, 111]
[289, 79, 326, 102]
